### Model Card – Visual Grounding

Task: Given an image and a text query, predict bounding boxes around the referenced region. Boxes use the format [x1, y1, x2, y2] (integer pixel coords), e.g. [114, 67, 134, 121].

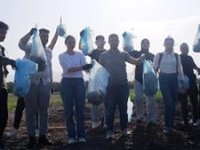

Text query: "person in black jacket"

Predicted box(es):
[129, 39, 157, 127]
[0, 21, 16, 149]
[178, 43, 200, 127]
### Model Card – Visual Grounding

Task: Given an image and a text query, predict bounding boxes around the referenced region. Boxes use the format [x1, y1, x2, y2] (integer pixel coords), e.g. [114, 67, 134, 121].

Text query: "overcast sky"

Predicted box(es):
[1, 0, 200, 81]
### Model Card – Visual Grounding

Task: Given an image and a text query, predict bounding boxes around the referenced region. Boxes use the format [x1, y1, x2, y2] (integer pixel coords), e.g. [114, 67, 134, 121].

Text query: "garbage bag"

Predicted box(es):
[87, 60, 110, 105]
[122, 32, 134, 53]
[143, 60, 158, 96]
[178, 75, 190, 94]
[13, 58, 38, 97]
[30, 29, 47, 71]
[57, 17, 66, 37]
[193, 24, 200, 52]
[80, 27, 94, 55]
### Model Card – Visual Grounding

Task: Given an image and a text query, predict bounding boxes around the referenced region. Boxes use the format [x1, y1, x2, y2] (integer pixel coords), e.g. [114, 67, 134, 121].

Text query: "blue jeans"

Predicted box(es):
[60, 78, 85, 139]
[105, 83, 129, 131]
[159, 73, 178, 128]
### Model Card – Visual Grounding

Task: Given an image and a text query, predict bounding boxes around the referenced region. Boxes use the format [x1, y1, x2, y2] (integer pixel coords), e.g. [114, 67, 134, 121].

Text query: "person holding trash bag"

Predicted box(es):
[88, 35, 107, 129]
[18, 27, 59, 148]
[59, 35, 93, 144]
[178, 43, 200, 127]
[0, 21, 16, 149]
[129, 39, 157, 128]
[99, 34, 145, 139]
[153, 37, 184, 134]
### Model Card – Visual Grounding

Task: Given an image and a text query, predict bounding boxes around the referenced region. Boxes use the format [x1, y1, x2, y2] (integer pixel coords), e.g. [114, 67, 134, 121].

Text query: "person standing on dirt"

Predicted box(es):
[99, 33, 145, 139]
[59, 35, 93, 144]
[18, 27, 59, 148]
[88, 35, 107, 129]
[0, 21, 16, 149]
[178, 43, 200, 127]
[153, 37, 184, 134]
[129, 39, 157, 127]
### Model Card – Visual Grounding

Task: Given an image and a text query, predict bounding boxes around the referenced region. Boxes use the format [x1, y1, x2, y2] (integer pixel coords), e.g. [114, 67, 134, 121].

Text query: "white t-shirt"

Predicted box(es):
[59, 50, 86, 78]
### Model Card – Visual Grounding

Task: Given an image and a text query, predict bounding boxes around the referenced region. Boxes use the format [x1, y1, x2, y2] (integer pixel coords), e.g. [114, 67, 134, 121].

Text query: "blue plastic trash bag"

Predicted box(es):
[13, 59, 38, 97]
[193, 24, 200, 52]
[87, 60, 110, 105]
[57, 17, 66, 37]
[122, 32, 134, 53]
[30, 29, 47, 71]
[178, 75, 190, 94]
[143, 60, 158, 96]
[80, 27, 94, 55]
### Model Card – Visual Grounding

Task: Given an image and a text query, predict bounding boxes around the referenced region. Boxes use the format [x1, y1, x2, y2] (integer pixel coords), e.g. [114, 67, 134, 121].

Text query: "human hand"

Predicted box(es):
[29, 28, 37, 36]
[82, 64, 93, 70]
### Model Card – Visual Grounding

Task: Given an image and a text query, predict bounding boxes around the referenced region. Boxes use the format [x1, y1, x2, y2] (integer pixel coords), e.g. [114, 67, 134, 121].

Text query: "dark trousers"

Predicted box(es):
[13, 97, 25, 129]
[0, 88, 8, 140]
[105, 83, 129, 131]
[178, 81, 199, 124]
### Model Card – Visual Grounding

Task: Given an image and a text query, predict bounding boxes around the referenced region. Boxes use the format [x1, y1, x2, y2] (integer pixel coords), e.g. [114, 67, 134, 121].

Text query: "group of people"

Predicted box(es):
[1, 20, 200, 149]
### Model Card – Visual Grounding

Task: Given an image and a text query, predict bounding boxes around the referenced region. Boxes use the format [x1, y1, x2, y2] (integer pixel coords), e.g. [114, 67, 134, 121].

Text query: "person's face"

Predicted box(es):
[141, 40, 150, 51]
[0, 29, 7, 42]
[180, 43, 189, 55]
[66, 37, 76, 50]
[164, 38, 174, 52]
[40, 31, 49, 47]
[109, 35, 119, 49]
[95, 38, 105, 49]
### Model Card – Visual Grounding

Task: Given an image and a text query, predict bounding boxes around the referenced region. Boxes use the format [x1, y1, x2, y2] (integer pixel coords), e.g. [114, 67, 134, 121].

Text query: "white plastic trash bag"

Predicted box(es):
[193, 24, 200, 52]
[13, 58, 38, 97]
[143, 60, 158, 96]
[122, 32, 134, 53]
[87, 60, 110, 105]
[178, 75, 190, 94]
[30, 29, 47, 71]
[80, 27, 94, 55]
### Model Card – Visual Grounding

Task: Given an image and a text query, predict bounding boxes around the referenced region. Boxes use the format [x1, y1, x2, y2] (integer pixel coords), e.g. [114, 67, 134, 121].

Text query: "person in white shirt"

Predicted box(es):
[153, 37, 184, 134]
[59, 35, 92, 144]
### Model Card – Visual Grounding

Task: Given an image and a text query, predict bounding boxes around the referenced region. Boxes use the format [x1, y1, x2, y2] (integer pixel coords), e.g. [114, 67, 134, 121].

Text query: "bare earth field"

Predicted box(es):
[3, 101, 200, 150]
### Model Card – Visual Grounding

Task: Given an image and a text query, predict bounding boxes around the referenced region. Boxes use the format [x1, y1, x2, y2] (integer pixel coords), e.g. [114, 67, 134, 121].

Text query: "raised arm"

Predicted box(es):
[48, 28, 59, 50]
[18, 28, 36, 50]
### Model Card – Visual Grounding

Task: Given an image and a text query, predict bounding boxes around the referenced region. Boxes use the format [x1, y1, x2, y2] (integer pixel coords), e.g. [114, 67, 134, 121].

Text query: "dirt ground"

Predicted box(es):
[3, 101, 200, 150]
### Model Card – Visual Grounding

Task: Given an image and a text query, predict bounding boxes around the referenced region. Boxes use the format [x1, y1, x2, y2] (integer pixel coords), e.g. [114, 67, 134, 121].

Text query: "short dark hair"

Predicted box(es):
[164, 36, 174, 44]
[39, 28, 49, 34]
[65, 35, 75, 44]
[96, 35, 105, 41]
[141, 38, 149, 44]
[0, 21, 9, 30]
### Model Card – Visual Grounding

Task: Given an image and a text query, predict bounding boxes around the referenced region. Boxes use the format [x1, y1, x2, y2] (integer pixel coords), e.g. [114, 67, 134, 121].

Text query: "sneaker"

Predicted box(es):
[163, 127, 172, 134]
[38, 135, 53, 145]
[106, 131, 113, 139]
[27, 136, 36, 148]
[193, 119, 200, 127]
[92, 122, 101, 129]
[78, 137, 86, 143]
[68, 138, 76, 144]
[6, 128, 18, 138]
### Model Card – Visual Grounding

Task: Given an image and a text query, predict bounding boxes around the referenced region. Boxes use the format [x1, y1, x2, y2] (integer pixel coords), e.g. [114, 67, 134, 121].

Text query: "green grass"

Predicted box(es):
[8, 93, 63, 112]
[8, 90, 163, 111]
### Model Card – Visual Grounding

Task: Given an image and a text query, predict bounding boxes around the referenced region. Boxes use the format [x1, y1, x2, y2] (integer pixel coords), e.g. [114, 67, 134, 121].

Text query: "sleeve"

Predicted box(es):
[18, 40, 32, 54]
[58, 54, 69, 72]
[80, 52, 86, 66]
